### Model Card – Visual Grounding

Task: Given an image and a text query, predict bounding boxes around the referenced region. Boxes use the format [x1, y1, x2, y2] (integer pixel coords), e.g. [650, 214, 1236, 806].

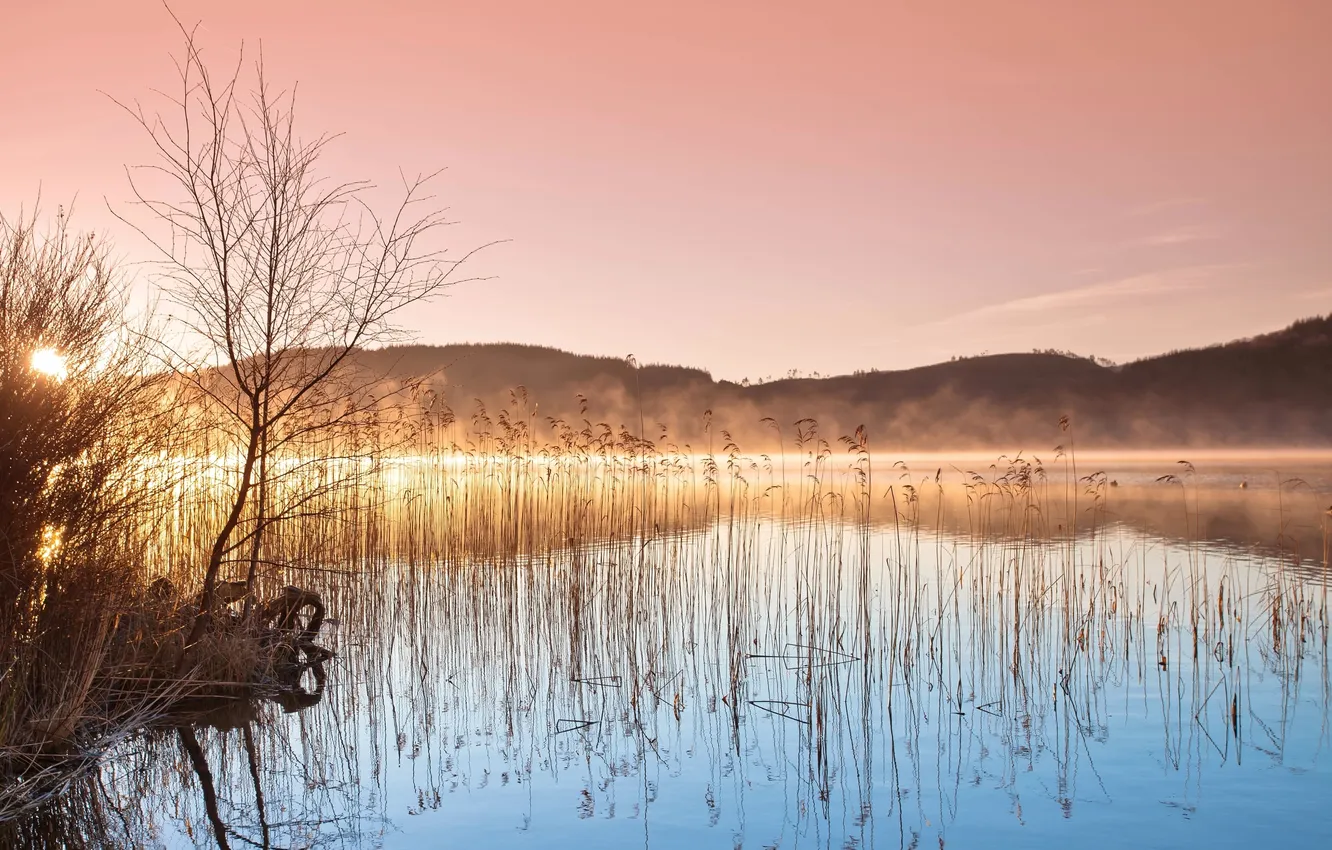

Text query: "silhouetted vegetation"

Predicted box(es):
[114, 21, 484, 642]
[0, 206, 175, 814]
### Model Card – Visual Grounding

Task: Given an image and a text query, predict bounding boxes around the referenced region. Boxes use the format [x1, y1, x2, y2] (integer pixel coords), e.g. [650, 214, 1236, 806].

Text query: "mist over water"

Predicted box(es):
[27, 450, 1327, 849]
[358, 318, 1332, 454]
[6, 4, 1330, 842]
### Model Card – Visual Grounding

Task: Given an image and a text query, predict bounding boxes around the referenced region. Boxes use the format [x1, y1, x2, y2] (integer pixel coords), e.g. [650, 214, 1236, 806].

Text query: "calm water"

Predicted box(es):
[26, 457, 1332, 848]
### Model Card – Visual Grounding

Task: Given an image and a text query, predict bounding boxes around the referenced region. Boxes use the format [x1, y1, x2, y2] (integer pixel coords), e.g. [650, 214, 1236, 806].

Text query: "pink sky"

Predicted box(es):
[3, 1, 1329, 380]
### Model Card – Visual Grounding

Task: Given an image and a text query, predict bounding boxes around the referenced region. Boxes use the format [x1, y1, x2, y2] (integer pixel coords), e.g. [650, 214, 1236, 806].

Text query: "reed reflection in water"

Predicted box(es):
[27, 447, 1332, 849]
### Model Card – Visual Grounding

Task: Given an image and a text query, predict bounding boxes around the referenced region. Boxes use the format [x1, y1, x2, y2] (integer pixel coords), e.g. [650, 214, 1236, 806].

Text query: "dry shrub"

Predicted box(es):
[0, 206, 177, 797]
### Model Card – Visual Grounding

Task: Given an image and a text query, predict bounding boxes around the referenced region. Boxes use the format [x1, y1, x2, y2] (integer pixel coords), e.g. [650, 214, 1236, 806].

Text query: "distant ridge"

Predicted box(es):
[352, 314, 1332, 450]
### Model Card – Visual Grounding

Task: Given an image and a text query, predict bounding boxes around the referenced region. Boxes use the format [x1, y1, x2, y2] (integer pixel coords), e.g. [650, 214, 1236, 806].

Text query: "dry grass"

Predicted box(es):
[2, 318, 1328, 842]
[49, 396, 1316, 845]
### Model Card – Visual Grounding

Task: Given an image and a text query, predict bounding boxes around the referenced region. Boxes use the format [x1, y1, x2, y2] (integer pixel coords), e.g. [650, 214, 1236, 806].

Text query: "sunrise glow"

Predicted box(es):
[30, 348, 68, 381]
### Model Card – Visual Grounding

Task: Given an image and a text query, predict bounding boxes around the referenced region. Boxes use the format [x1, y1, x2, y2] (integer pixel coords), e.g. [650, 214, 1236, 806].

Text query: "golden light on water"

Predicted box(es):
[31, 348, 69, 381]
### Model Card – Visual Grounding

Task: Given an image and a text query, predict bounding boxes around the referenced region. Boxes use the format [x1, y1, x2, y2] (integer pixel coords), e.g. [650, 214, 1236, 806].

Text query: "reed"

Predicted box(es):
[8, 388, 1317, 846]
[3, 346, 1329, 844]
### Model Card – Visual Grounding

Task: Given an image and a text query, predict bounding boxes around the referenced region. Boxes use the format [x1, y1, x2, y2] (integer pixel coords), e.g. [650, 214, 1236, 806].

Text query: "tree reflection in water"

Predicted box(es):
[6, 454, 1330, 849]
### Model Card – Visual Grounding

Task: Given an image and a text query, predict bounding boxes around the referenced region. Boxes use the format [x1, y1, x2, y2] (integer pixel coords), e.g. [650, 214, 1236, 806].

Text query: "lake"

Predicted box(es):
[17, 452, 1332, 848]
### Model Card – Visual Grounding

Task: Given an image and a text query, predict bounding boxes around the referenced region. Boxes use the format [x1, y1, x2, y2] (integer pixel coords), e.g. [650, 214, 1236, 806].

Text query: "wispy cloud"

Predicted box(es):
[1139, 224, 1220, 246]
[929, 265, 1231, 328]
[1127, 197, 1207, 217]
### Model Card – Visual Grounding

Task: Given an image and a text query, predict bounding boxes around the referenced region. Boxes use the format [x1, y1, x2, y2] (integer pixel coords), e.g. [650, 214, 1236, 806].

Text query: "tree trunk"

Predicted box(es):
[183, 401, 261, 658]
[178, 726, 231, 850]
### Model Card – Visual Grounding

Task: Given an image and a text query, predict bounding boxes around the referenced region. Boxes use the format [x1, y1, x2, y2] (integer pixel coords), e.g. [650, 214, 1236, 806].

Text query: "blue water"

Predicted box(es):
[111, 508, 1332, 850]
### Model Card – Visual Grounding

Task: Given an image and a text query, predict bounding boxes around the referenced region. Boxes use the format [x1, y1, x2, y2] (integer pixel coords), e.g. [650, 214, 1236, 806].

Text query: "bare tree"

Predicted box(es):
[114, 21, 488, 648]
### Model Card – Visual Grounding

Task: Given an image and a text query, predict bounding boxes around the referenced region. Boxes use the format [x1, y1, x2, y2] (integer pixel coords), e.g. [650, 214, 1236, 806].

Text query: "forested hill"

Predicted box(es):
[353, 314, 1332, 450]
